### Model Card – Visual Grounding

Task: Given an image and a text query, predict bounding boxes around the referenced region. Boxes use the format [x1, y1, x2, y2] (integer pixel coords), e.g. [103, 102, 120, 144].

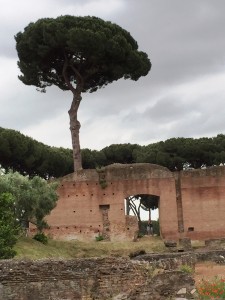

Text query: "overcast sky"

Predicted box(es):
[1, 0, 225, 151]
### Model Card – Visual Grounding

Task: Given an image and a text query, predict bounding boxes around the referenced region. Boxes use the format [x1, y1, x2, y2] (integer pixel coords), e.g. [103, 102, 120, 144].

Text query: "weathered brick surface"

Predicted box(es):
[132, 252, 196, 270]
[34, 164, 225, 242]
[180, 166, 225, 240]
[42, 164, 178, 241]
[0, 257, 195, 300]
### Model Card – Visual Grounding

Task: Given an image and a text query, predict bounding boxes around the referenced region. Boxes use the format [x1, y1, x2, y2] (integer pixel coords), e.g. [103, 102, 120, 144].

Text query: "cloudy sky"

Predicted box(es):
[1, 0, 225, 151]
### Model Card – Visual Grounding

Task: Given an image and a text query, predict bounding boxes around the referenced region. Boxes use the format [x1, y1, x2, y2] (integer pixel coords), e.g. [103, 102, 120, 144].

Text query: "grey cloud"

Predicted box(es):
[0, 84, 71, 130]
[142, 98, 189, 123]
[1, 0, 225, 149]
[116, 0, 225, 86]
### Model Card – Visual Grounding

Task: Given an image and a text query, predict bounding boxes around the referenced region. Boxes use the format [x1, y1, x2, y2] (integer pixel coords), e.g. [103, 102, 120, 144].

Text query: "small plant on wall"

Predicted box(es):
[99, 179, 107, 189]
[96, 167, 108, 189]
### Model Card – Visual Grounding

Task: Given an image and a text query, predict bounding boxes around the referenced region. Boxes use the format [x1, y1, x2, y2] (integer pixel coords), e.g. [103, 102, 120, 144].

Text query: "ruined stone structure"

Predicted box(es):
[40, 163, 225, 242]
[0, 255, 195, 300]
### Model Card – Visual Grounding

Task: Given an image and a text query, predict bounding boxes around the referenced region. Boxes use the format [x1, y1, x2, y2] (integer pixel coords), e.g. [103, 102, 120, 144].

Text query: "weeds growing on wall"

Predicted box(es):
[99, 179, 107, 189]
[96, 167, 108, 189]
[197, 277, 225, 299]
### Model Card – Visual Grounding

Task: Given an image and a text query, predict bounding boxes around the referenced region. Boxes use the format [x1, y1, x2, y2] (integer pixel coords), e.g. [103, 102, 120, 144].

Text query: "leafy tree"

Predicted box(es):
[81, 148, 108, 169]
[140, 194, 159, 211]
[0, 193, 19, 259]
[81, 148, 97, 169]
[102, 143, 140, 165]
[0, 171, 58, 231]
[3, 126, 225, 175]
[140, 194, 159, 221]
[0, 127, 73, 178]
[214, 151, 225, 166]
[126, 195, 142, 228]
[92, 150, 107, 168]
[126, 194, 159, 230]
[15, 15, 151, 171]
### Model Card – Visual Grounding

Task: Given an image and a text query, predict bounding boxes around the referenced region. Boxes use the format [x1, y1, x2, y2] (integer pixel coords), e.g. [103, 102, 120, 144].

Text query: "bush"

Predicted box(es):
[33, 232, 48, 245]
[0, 193, 19, 259]
[0, 245, 16, 259]
[95, 235, 104, 242]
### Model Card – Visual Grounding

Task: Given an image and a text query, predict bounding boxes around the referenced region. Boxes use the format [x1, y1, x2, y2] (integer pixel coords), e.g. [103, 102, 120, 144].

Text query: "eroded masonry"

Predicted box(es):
[37, 163, 225, 241]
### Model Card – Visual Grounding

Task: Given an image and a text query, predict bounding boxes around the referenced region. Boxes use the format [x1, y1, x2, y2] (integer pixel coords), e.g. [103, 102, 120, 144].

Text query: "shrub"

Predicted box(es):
[0, 193, 19, 259]
[33, 232, 48, 244]
[95, 235, 104, 242]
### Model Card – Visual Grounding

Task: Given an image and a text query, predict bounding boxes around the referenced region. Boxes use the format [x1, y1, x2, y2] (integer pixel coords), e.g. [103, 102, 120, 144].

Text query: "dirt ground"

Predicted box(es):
[195, 261, 225, 284]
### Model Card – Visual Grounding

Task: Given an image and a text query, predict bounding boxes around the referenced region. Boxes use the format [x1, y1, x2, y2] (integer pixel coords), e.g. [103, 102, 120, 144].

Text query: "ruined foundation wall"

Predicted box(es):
[0, 257, 195, 300]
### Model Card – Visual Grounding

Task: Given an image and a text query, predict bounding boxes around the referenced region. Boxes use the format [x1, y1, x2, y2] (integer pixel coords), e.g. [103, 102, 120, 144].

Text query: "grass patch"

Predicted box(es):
[179, 264, 194, 273]
[14, 236, 166, 260]
[191, 240, 205, 249]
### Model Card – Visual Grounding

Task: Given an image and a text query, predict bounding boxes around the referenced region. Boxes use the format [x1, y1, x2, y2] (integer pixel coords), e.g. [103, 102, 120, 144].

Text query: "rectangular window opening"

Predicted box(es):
[99, 204, 110, 210]
[188, 227, 194, 232]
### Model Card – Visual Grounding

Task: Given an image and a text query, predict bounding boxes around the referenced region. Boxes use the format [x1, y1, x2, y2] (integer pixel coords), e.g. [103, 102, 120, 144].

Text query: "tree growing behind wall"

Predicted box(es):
[126, 194, 159, 230]
[0, 127, 73, 178]
[15, 15, 151, 171]
[0, 170, 58, 231]
[0, 193, 19, 259]
[140, 220, 160, 236]
[1, 126, 225, 175]
[133, 135, 225, 170]
[140, 194, 159, 220]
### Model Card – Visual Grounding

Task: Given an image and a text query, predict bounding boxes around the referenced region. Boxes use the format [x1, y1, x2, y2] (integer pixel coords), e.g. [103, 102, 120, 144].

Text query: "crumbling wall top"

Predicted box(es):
[105, 163, 173, 180]
[61, 163, 173, 182]
[179, 166, 225, 178]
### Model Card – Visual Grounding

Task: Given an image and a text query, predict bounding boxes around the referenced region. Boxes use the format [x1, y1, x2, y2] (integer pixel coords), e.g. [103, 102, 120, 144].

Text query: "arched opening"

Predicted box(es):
[124, 194, 160, 236]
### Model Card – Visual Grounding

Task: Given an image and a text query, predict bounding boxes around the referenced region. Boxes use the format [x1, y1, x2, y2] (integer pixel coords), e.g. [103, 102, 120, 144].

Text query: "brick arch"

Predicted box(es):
[103, 164, 178, 240]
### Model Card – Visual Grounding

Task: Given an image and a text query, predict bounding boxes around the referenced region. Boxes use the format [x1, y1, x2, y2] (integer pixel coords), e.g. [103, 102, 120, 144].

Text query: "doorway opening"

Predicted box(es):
[124, 194, 160, 236]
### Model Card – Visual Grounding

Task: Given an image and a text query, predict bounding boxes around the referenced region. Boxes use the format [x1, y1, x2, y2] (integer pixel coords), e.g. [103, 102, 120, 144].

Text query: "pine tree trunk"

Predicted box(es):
[68, 92, 82, 171]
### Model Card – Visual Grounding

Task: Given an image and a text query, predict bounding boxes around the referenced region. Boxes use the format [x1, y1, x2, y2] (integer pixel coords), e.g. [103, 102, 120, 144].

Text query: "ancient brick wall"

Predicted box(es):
[179, 166, 225, 240]
[41, 163, 178, 241]
[0, 257, 195, 300]
[37, 164, 225, 242]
